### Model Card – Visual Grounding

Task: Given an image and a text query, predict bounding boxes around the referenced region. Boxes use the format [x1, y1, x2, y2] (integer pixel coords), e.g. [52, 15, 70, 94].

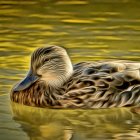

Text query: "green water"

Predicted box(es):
[0, 0, 140, 139]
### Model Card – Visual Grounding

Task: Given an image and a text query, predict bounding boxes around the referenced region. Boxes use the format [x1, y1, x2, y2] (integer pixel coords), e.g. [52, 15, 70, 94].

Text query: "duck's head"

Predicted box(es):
[13, 46, 73, 92]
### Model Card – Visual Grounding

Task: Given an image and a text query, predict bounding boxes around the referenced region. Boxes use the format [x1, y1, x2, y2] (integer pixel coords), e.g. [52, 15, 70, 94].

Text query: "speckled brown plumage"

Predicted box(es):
[11, 57, 140, 108]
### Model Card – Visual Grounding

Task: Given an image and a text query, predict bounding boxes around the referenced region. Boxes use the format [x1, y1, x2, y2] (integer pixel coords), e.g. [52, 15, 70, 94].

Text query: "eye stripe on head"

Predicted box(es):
[31, 46, 67, 70]
[36, 47, 52, 56]
[32, 47, 53, 61]
[43, 48, 52, 55]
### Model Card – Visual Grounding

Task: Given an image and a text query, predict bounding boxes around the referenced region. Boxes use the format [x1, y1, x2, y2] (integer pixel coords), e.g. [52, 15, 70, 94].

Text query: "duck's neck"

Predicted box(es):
[44, 63, 73, 88]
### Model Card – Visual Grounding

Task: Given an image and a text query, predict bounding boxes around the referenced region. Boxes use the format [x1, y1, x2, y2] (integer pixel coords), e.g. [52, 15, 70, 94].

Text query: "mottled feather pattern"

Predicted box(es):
[60, 61, 140, 108]
[11, 60, 140, 108]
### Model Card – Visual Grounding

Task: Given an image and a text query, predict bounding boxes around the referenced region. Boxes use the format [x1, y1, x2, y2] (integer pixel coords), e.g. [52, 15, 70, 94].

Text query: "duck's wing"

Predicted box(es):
[60, 61, 140, 108]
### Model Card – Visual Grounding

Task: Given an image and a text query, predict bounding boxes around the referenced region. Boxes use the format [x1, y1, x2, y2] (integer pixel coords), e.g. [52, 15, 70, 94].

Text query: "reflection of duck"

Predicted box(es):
[11, 46, 140, 108]
[11, 102, 140, 140]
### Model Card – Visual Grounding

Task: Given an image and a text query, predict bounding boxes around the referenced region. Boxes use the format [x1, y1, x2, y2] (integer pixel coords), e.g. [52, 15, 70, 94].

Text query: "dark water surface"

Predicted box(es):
[0, 0, 140, 140]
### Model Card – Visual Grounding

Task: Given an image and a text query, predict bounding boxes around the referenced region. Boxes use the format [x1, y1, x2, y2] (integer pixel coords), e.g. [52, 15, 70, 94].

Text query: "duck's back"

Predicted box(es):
[60, 60, 140, 108]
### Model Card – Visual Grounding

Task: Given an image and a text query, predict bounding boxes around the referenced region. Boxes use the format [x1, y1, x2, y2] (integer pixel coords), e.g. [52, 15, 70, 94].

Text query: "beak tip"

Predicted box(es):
[12, 83, 22, 92]
[11, 72, 40, 92]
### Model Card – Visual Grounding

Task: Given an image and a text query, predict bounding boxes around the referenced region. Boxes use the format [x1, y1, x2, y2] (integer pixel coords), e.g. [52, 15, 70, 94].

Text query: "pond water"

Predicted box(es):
[0, 0, 140, 140]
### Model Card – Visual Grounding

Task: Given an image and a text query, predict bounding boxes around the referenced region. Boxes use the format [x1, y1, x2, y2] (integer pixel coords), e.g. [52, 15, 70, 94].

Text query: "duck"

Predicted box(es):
[11, 45, 140, 108]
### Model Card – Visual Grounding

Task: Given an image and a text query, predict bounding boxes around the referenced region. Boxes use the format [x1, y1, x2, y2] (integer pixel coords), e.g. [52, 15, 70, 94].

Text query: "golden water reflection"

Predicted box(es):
[11, 103, 140, 140]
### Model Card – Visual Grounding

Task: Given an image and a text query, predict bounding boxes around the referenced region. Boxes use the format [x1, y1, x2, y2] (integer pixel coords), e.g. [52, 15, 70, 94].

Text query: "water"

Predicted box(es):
[0, 0, 140, 139]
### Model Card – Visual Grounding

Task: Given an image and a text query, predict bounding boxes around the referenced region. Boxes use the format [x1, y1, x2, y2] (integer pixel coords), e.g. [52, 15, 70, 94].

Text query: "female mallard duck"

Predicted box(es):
[11, 46, 140, 108]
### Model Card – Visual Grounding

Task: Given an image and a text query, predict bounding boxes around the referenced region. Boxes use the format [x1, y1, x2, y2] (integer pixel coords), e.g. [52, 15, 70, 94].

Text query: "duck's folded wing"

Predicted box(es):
[60, 61, 140, 108]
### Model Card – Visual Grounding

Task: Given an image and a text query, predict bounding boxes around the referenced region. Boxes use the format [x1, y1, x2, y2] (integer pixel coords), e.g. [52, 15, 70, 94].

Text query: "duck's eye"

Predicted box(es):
[44, 58, 50, 63]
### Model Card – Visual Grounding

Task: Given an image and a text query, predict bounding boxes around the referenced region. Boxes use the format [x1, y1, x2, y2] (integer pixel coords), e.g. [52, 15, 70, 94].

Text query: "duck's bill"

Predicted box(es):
[13, 70, 40, 92]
